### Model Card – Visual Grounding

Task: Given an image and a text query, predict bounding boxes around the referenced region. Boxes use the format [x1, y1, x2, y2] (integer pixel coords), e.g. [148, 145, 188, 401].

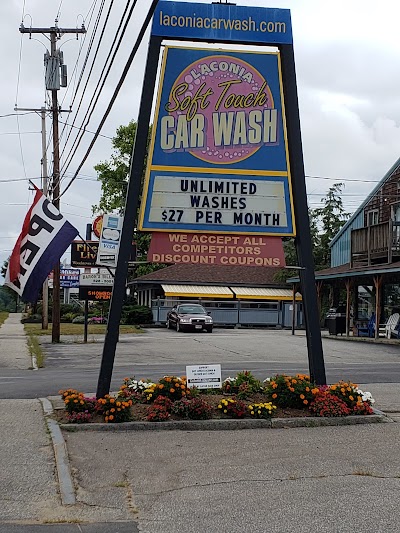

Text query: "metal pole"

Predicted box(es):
[41, 108, 49, 330]
[291, 284, 296, 335]
[51, 31, 61, 343]
[279, 44, 326, 385]
[96, 36, 162, 398]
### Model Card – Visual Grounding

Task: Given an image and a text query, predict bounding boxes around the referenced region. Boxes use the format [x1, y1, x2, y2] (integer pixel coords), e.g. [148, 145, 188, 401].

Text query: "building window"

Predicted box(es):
[367, 209, 379, 226]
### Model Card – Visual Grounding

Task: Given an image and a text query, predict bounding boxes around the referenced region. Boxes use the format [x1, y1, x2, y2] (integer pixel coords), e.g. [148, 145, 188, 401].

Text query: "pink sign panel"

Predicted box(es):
[148, 232, 286, 267]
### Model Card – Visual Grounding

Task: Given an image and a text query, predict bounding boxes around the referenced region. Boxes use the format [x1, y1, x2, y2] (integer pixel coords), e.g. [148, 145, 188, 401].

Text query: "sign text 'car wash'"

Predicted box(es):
[139, 46, 295, 236]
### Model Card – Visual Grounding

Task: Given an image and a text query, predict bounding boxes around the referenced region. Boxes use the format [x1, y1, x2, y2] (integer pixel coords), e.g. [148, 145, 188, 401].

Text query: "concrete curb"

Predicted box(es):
[39, 398, 76, 506]
[59, 410, 389, 432]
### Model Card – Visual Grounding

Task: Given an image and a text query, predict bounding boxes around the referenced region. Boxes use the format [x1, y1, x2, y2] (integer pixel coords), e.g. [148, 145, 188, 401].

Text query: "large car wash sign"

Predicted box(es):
[138, 46, 295, 236]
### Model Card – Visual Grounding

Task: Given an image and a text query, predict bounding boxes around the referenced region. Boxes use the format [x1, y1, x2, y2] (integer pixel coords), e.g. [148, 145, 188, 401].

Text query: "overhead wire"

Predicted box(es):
[58, 0, 160, 200]
[60, 0, 133, 176]
[15, 1, 28, 179]
[58, 0, 106, 149]
[59, 0, 101, 110]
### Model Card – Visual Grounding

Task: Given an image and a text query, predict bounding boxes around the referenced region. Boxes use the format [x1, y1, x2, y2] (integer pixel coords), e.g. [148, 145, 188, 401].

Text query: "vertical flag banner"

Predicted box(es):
[5, 190, 79, 302]
[139, 46, 295, 236]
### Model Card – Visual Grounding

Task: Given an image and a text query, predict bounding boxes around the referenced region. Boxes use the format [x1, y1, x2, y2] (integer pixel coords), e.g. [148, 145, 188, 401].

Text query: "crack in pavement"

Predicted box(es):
[133, 472, 400, 496]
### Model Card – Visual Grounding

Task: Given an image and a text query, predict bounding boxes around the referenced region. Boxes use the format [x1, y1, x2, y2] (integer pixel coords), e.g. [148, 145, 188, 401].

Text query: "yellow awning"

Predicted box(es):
[231, 287, 302, 301]
[161, 284, 234, 299]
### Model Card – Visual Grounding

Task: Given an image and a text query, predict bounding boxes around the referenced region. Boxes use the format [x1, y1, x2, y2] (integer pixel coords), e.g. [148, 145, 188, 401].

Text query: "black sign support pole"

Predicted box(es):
[96, 35, 162, 398]
[84, 300, 89, 344]
[280, 44, 326, 385]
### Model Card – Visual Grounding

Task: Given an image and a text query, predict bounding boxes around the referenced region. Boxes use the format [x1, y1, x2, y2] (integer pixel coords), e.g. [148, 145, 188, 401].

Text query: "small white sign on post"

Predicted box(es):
[186, 364, 222, 389]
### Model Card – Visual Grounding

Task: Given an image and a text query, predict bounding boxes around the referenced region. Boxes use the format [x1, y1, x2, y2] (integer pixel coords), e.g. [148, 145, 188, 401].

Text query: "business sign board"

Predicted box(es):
[148, 232, 285, 267]
[96, 214, 123, 268]
[79, 286, 112, 302]
[79, 273, 114, 287]
[71, 241, 99, 267]
[60, 268, 80, 288]
[152, 2, 292, 45]
[186, 364, 222, 389]
[92, 215, 103, 239]
[138, 46, 295, 236]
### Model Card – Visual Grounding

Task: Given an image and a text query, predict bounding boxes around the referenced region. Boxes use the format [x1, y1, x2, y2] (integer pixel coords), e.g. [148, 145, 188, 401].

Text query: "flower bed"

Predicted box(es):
[57, 372, 375, 425]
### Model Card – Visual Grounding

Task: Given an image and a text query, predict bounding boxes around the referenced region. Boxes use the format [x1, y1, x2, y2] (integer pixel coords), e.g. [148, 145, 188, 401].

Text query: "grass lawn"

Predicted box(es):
[0, 311, 9, 326]
[24, 323, 143, 336]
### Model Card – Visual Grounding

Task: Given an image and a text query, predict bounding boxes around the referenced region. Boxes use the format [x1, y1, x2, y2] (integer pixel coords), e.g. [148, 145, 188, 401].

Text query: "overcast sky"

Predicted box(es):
[1, 0, 400, 275]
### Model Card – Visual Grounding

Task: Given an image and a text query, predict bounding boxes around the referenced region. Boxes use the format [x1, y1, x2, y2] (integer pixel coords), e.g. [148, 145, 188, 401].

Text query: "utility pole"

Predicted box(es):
[40, 107, 49, 330]
[14, 106, 50, 328]
[19, 23, 86, 342]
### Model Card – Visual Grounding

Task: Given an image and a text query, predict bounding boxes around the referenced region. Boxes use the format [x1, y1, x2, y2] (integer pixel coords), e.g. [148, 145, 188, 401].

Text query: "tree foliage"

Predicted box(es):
[93, 121, 164, 277]
[275, 183, 349, 282]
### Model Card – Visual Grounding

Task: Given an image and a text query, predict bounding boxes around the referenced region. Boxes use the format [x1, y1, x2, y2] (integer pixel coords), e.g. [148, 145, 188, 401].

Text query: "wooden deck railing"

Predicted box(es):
[350, 221, 400, 266]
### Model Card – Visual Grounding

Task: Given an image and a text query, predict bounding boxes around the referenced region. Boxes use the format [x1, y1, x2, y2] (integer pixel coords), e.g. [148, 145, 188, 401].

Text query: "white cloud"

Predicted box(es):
[1, 0, 400, 273]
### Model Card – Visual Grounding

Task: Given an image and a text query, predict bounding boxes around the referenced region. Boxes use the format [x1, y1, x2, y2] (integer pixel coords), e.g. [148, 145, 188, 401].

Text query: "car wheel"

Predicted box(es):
[206, 327, 213, 333]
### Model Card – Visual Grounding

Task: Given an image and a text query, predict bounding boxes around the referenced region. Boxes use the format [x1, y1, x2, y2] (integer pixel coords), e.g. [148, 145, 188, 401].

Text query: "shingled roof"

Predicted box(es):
[132, 264, 284, 287]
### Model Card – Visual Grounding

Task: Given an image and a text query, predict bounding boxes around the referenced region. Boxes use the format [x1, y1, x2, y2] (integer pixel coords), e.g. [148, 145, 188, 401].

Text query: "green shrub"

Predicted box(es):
[122, 305, 153, 325]
[21, 314, 43, 323]
[72, 315, 85, 324]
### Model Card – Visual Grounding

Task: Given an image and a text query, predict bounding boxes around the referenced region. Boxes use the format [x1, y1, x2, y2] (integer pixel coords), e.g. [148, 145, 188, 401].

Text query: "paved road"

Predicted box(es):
[1, 329, 400, 398]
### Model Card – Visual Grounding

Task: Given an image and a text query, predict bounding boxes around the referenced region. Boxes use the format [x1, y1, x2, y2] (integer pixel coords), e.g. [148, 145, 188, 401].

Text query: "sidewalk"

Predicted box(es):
[0, 313, 30, 369]
[1, 314, 400, 531]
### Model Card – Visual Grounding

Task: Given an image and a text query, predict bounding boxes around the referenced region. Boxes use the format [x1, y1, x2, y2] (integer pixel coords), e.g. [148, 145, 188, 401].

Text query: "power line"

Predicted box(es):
[60, 0, 131, 173]
[58, 119, 112, 139]
[59, 0, 107, 148]
[59, 0, 162, 199]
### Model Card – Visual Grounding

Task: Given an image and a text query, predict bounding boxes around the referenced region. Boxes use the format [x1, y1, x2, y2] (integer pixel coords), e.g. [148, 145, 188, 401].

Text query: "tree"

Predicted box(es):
[312, 183, 349, 270]
[274, 183, 349, 282]
[93, 121, 164, 277]
[0, 259, 19, 312]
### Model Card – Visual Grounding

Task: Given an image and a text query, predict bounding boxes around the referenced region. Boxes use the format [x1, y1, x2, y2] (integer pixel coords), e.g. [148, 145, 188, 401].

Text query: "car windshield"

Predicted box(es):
[178, 305, 207, 314]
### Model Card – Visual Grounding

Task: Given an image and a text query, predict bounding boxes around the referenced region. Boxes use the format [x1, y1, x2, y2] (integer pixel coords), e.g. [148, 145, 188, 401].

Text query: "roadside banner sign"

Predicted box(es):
[186, 364, 222, 389]
[152, 2, 292, 45]
[71, 241, 99, 267]
[60, 268, 80, 288]
[96, 214, 123, 268]
[79, 273, 114, 287]
[148, 231, 285, 267]
[79, 286, 113, 301]
[138, 46, 295, 236]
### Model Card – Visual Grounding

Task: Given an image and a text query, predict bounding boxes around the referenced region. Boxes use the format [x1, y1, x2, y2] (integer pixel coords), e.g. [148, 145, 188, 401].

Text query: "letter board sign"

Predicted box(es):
[138, 46, 295, 236]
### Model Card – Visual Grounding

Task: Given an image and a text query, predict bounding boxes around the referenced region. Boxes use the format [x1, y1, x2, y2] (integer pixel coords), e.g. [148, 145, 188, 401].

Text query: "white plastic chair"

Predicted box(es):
[385, 313, 400, 339]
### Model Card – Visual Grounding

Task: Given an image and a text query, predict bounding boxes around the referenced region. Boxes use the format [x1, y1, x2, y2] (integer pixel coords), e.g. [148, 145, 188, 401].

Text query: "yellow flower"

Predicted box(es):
[223, 409, 227, 414]
[251, 411, 254, 415]
[349, 395, 354, 401]
[218, 404, 222, 409]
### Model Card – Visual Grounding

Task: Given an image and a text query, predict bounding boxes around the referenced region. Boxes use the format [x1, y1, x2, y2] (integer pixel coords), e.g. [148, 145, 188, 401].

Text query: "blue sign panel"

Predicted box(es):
[60, 268, 80, 288]
[152, 1, 292, 45]
[139, 46, 295, 236]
